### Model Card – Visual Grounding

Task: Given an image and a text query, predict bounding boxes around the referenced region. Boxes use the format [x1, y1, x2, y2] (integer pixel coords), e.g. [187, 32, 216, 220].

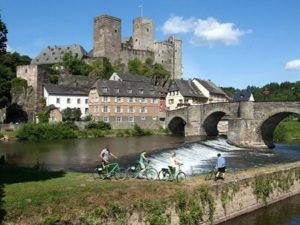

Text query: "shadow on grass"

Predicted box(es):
[0, 155, 65, 223]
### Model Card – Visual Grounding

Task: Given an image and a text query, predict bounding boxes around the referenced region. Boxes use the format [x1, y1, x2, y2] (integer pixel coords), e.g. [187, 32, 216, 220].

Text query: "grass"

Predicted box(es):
[1, 162, 300, 224]
[274, 120, 300, 142]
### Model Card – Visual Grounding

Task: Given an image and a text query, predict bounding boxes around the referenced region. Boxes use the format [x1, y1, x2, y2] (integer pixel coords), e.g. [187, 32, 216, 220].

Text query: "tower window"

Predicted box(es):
[147, 28, 149, 32]
[115, 29, 117, 33]
[135, 39, 138, 42]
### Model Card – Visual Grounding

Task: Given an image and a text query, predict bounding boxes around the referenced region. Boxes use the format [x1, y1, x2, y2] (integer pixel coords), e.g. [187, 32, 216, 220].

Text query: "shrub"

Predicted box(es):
[16, 122, 77, 141]
[85, 121, 111, 130]
[131, 124, 152, 136]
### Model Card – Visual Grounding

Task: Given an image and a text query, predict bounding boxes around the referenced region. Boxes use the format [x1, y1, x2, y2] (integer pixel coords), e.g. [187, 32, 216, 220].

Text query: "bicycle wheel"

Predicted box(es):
[158, 169, 170, 181]
[176, 171, 186, 182]
[145, 168, 158, 180]
[114, 168, 126, 180]
[126, 166, 138, 179]
[93, 167, 105, 180]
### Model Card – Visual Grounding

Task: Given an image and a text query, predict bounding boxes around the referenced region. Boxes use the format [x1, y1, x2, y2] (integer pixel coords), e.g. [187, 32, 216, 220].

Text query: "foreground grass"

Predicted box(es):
[2, 162, 300, 224]
[0, 164, 183, 225]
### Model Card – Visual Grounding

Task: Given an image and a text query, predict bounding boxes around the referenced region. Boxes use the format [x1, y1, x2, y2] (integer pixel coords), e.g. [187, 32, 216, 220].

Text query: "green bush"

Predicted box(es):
[132, 124, 152, 136]
[85, 121, 111, 130]
[16, 122, 77, 141]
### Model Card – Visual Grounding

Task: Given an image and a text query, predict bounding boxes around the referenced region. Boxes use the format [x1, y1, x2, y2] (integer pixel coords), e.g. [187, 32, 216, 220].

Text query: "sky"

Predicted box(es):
[1, 0, 300, 89]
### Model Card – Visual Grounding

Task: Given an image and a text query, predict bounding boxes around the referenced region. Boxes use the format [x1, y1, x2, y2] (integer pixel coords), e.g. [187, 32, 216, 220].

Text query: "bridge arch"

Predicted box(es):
[167, 116, 186, 135]
[258, 108, 299, 148]
[202, 109, 232, 136]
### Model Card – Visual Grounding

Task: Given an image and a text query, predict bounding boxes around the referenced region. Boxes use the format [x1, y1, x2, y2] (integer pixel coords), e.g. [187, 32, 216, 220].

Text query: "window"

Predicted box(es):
[150, 90, 155, 95]
[140, 98, 146, 103]
[85, 99, 88, 104]
[114, 88, 119, 93]
[128, 106, 134, 113]
[102, 87, 108, 93]
[128, 116, 134, 122]
[116, 117, 122, 122]
[139, 89, 144, 94]
[152, 98, 158, 104]
[103, 96, 109, 102]
[103, 116, 109, 122]
[168, 99, 174, 104]
[179, 99, 183, 104]
[85, 108, 88, 114]
[77, 98, 81, 104]
[128, 97, 135, 103]
[56, 98, 60, 104]
[140, 106, 147, 113]
[103, 106, 109, 113]
[128, 89, 132, 94]
[116, 97, 122, 103]
[116, 106, 122, 113]
[141, 116, 146, 121]
[67, 98, 71, 104]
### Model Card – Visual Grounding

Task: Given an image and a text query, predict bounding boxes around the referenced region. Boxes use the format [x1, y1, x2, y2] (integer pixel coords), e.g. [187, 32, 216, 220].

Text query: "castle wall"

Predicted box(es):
[153, 41, 174, 75]
[93, 15, 121, 64]
[120, 48, 154, 68]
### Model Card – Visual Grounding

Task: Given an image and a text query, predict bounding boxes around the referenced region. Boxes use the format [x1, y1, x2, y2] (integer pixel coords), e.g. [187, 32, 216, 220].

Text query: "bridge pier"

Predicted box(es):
[227, 118, 270, 149]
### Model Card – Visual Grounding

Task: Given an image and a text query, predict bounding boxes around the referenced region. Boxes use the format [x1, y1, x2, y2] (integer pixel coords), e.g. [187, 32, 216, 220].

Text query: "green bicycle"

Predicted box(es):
[158, 164, 186, 182]
[125, 160, 158, 180]
[93, 163, 126, 180]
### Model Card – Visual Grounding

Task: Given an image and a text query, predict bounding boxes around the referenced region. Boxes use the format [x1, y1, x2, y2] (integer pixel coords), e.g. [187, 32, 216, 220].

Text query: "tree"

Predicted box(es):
[0, 14, 8, 55]
[62, 52, 91, 76]
[62, 107, 81, 121]
[128, 58, 144, 75]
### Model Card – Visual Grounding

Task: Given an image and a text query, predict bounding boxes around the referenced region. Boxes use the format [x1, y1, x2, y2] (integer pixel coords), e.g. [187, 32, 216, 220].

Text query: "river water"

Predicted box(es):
[0, 136, 300, 225]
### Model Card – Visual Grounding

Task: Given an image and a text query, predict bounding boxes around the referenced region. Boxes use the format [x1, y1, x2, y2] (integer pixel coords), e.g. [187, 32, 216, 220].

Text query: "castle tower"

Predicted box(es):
[93, 15, 121, 64]
[168, 36, 183, 79]
[132, 17, 154, 51]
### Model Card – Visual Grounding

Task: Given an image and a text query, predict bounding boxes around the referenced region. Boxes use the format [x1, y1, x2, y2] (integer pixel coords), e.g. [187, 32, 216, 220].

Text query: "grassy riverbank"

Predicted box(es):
[274, 120, 300, 142]
[1, 162, 300, 225]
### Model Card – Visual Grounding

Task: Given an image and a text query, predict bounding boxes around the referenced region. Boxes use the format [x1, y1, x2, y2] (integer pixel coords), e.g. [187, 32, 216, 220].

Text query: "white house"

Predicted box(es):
[192, 78, 230, 103]
[43, 84, 89, 118]
[166, 79, 207, 110]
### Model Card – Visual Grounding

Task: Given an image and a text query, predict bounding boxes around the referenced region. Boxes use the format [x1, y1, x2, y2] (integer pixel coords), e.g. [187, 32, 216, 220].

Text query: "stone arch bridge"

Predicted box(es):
[166, 101, 300, 149]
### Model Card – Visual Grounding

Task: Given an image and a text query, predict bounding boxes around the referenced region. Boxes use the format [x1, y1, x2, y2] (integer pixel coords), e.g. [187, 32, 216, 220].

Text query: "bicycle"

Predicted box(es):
[158, 164, 186, 182]
[93, 162, 126, 180]
[125, 160, 158, 180]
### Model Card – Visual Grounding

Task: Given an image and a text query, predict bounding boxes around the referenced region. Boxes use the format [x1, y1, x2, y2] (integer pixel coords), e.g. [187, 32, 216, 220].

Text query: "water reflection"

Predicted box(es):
[219, 194, 300, 225]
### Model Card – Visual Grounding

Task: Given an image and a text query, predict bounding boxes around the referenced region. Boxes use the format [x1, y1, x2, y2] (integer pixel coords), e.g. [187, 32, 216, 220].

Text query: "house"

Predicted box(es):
[233, 91, 255, 102]
[43, 84, 89, 118]
[166, 79, 207, 110]
[109, 72, 153, 83]
[88, 79, 166, 128]
[192, 78, 229, 103]
[44, 104, 62, 123]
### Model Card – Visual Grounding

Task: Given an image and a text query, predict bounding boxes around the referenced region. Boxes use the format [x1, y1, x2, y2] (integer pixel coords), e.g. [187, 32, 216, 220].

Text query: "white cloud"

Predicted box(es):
[285, 59, 300, 70]
[162, 16, 196, 34]
[162, 16, 251, 46]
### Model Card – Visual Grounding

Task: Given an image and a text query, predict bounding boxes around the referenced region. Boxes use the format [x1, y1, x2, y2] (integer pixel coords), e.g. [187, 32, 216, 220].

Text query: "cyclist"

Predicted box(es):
[168, 152, 182, 176]
[99, 144, 118, 168]
[138, 151, 149, 174]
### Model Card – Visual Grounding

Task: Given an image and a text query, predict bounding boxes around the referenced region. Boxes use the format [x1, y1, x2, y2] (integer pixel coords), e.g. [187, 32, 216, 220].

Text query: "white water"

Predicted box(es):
[149, 137, 242, 175]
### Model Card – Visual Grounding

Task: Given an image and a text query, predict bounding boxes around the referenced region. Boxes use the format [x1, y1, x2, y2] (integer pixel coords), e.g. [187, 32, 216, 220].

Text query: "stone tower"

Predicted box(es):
[168, 36, 182, 79]
[132, 17, 154, 51]
[93, 15, 121, 64]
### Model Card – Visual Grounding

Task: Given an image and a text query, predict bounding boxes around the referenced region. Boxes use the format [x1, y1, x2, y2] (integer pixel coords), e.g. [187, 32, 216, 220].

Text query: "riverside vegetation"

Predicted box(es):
[1, 160, 300, 225]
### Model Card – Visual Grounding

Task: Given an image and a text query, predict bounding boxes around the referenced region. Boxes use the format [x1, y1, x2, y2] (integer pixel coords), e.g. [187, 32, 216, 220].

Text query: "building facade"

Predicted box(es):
[43, 84, 89, 118]
[88, 79, 166, 129]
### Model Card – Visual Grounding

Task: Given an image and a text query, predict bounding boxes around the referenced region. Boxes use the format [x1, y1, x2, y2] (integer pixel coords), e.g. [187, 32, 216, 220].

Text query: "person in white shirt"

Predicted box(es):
[168, 152, 182, 175]
[99, 144, 118, 167]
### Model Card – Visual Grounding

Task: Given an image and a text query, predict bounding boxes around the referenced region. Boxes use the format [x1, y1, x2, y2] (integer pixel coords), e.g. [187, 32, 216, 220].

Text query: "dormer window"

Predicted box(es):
[128, 89, 132, 94]
[150, 90, 154, 95]
[102, 87, 108, 93]
[139, 89, 144, 94]
[114, 88, 119, 93]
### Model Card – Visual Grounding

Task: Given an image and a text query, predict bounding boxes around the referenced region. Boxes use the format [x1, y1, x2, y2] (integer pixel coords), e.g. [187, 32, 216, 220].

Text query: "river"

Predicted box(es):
[0, 136, 300, 225]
